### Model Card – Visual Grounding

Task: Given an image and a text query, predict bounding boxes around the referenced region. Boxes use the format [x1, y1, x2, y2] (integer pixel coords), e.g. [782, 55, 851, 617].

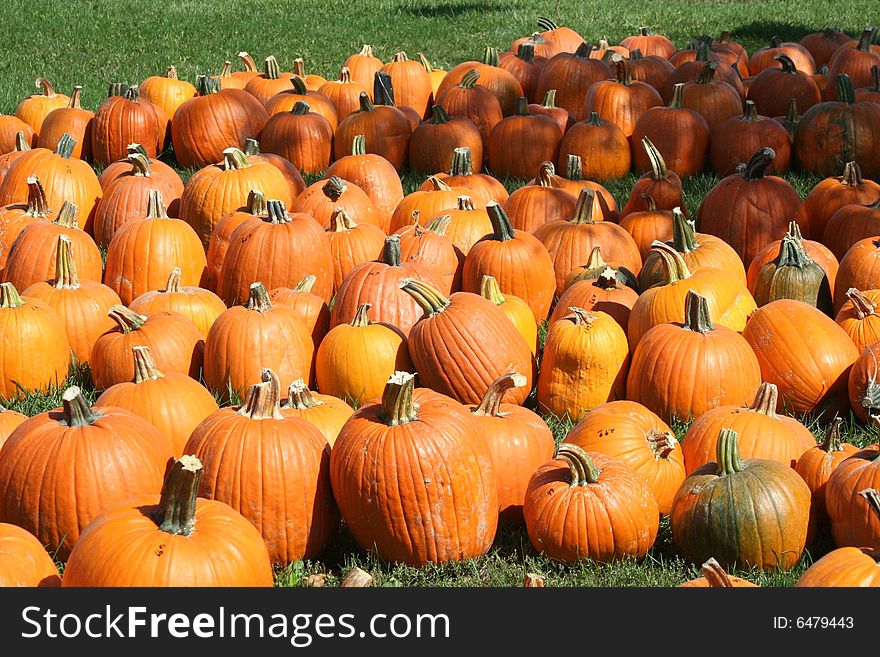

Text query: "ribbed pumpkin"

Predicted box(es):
[428, 195, 492, 258]
[333, 93, 412, 172]
[61, 455, 273, 587]
[834, 288, 880, 352]
[418, 53, 448, 96]
[264, 77, 339, 129]
[679, 62, 743, 133]
[669, 42, 746, 101]
[241, 55, 294, 105]
[801, 28, 852, 68]
[203, 282, 314, 398]
[750, 36, 817, 76]
[325, 134, 404, 229]
[0, 522, 60, 587]
[0, 407, 27, 451]
[201, 189, 266, 293]
[794, 74, 880, 178]
[535, 188, 642, 296]
[259, 101, 333, 174]
[564, 400, 685, 516]
[825, 445, 880, 549]
[211, 59, 246, 90]
[823, 198, 880, 260]
[523, 443, 659, 563]
[268, 275, 331, 353]
[326, 207, 386, 290]
[461, 202, 555, 321]
[584, 55, 663, 138]
[90, 84, 168, 166]
[678, 558, 759, 588]
[488, 97, 562, 179]
[282, 379, 355, 446]
[628, 241, 756, 349]
[238, 139, 307, 203]
[835, 237, 880, 312]
[532, 43, 610, 121]
[528, 89, 573, 134]
[628, 48, 675, 100]
[619, 195, 674, 261]
[345, 45, 384, 95]
[330, 371, 498, 565]
[0, 282, 71, 398]
[402, 278, 534, 405]
[171, 76, 269, 169]
[848, 342, 880, 421]
[92, 152, 184, 248]
[0, 176, 56, 269]
[95, 345, 218, 456]
[627, 291, 762, 422]
[826, 29, 880, 98]
[396, 215, 459, 294]
[752, 228, 833, 313]
[91, 306, 204, 389]
[22, 236, 120, 364]
[479, 275, 538, 355]
[408, 105, 483, 175]
[427, 146, 509, 205]
[709, 101, 792, 175]
[748, 55, 822, 118]
[746, 221, 838, 297]
[681, 382, 816, 475]
[631, 86, 711, 178]
[316, 302, 413, 405]
[671, 428, 811, 571]
[624, 138, 689, 216]
[316, 66, 369, 119]
[795, 418, 860, 526]
[804, 162, 880, 240]
[552, 267, 639, 330]
[379, 52, 433, 118]
[0, 118, 33, 154]
[297, 174, 385, 229]
[98, 142, 180, 190]
[3, 201, 103, 291]
[434, 69, 504, 154]
[697, 147, 806, 267]
[14, 77, 70, 136]
[184, 369, 338, 564]
[179, 146, 293, 248]
[468, 373, 554, 524]
[437, 48, 525, 117]
[0, 132, 31, 185]
[290, 57, 328, 91]
[139, 65, 198, 119]
[0, 134, 102, 231]
[130, 267, 226, 339]
[218, 199, 334, 306]
[557, 112, 631, 182]
[538, 307, 629, 420]
[502, 161, 577, 234]
[742, 299, 860, 416]
[389, 176, 464, 234]
[373, 70, 429, 131]
[104, 190, 206, 305]
[620, 27, 676, 58]
[0, 386, 172, 559]
[36, 86, 94, 161]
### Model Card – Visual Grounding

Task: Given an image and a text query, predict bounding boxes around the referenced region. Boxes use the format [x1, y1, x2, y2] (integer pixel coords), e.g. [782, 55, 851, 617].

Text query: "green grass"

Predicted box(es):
[2, 0, 879, 587]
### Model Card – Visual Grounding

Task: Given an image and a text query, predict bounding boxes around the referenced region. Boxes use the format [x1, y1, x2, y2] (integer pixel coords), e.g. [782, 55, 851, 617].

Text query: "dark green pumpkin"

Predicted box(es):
[670, 427, 812, 571]
[753, 231, 833, 313]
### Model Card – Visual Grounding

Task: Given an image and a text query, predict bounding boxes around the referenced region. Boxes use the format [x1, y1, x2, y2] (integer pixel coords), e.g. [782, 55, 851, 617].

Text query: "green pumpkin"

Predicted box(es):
[753, 225, 833, 314]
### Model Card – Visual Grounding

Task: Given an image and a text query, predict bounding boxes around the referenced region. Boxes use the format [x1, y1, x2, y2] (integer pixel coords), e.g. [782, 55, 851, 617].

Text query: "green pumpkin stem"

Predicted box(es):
[197, 75, 220, 96]
[473, 372, 527, 417]
[566, 154, 583, 181]
[399, 277, 451, 315]
[697, 61, 719, 85]
[322, 176, 347, 202]
[291, 101, 311, 115]
[123, 85, 141, 102]
[743, 147, 776, 181]
[383, 234, 403, 267]
[60, 386, 100, 427]
[683, 290, 714, 333]
[155, 455, 203, 536]
[517, 43, 536, 62]
[263, 55, 281, 79]
[482, 46, 500, 67]
[373, 71, 396, 106]
[557, 443, 601, 485]
[53, 236, 79, 289]
[146, 190, 169, 219]
[291, 76, 308, 94]
[246, 189, 268, 216]
[238, 368, 284, 419]
[246, 282, 272, 312]
[55, 133, 76, 159]
[449, 147, 475, 176]
[350, 134, 367, 156]
[108, 305, 146, 333]
[55, 200, 80, 228]
[244, 138, 259, 156]
[513, 96, 529, 115]
[265, 199, 290, 224]
[774, 54, 798, 74]
[715, 428, 745, 475]
[284, 378, 322, 410]
[857, 28, 876, 52]
[381, 371, 418, 426]
[427, 214, 451, 235]
[642, 137, 669, 179]
[536, 161, 556, 186]
[571, 188, 597, 224]
[836, 74, 856, 104]
[107, 82, 128, 98]
[858, 488, 880, 521]
[459, 69, 480, 89]
[132, 345, 164, 382]
[541, 89, 557, 108]
[222, 147, 251, 170]
[650, 240, 692, 282]
[671, 207, 698, 252]
[0, 282, 25, 308]
[846, 288, 877, 319]
[668, 83, 685, 109]
[431, 104, 450, 124]
[485, 201, 516, 241]
[820, 417, 846, 452]
[586, 111, 603, 126]
[357, 92, 376, 112]
[776, 232, 813, 268]
[23, 176, 50, 218]
[480, 275, 506, 305]
[128, 152, 152, 177]
[294, 274, 317, 293]
[351, 302, 372, 327]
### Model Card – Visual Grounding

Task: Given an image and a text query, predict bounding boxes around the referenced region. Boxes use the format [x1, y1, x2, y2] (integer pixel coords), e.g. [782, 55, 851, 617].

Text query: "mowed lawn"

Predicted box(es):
[1, 0, 879, 586]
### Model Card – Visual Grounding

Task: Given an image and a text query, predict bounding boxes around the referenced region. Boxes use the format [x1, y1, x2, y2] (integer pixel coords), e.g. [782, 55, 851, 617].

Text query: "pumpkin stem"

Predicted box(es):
[430, 104, 451, 124]
[574, 42, 593, 59]
[537, 16, 559, 31]
[123, 85, 141, 102]
[539, 90, 557, 110]
[55, 133, 76, 159]
[146, 189, 169, 219]
[843, 161, 865, 187]
[742, 147, 775, 181]
[473, 372, 527, 417]
[743, 100, 759, 122]
[265, 199, 291, 224]
[35, 76, 57, 97]
[291, 58, 306, 77]
[237, 51, 258, 72]
[696, 61, 719, 84]
[682, 290, 714, 333]
[642, 137, 669, 179]
[196, 75, 220, 96]
[246, 282, 272, 312]
[107, 82, 128, 98]
[557, 443, 601, 485]
[329, 207, 357, 232]
[285, 378, 322, 410]
[60, 386, 100, 427]
[456, 195, 476, 211]
[246, 188, 268, 216]
[13, 131, 31, 152]
[0, 282, 25, 308]
[485, 201, 516, 242]
[127, 143, 149, 157]
[775, 232, 813, 268]
[846, 288, 877, 319]
[291, 101, 311, 115]
[565, 154, 583, 181]
[53, 200, 79, 228]
[128, 152, 152, 178]
[154, 455, 202, 536]
[52, 236, 80, 289]
[715, 428, 745, 476]
[417, 52, 433, 73]
[263, 55, 281, 79]
[698, 558, 737, 587]
[373, 71, 396, 106]
[67, 85, 83, 109]
[222, 147, 251, 170]
[157, 267, 181, 294]
[670, 208, 698, 253]
[695, 41, 712, 63]
[132, 345, 164, 382]
[668, 83, 685, 109]
[482, 46, 500, 67]
[23, 176, 50, 218]
[399, 277, 450, 316]
[322, 176, 347, 202]
[381, 371, 418, 426]
[647, 430, 677, 460]
[612, 55, 633, 85]
[459, 69, 480, 89]
[108, 305, 146, 333]
[350, 302, 372, 327]
[566, 306, 598, 326]
[245, 135, 263, 154]
[383, 234, 403, 267]
[774, 54, 798, 74]
[480, 275, 506, 305]
[449, 147, 475, 176]
[517, 43, 536, 62]
[239, 368, 284, 420]
[535, 161, 556, 187]
[640, 194, 657, 212]
[165, 65, 179, 80]
[350, 134, 367, 156]
[291, 76, 308, 94]
[748, 382, 779, 418]
[586, 111, 603, 127]
[427, 214, 450, 235]
[427, 175, 454, 192]
[836, 74, 856, 104]
[857, 28, 876, 52]
[820, 416, 845, 452]
[513, 96, 529, 115]
[858, 488, 880, 522]
[294, 274, 317, 293]
[571, 188, 597, 224]
[594, 267, 620, 290]
[650, 240, 692, 282]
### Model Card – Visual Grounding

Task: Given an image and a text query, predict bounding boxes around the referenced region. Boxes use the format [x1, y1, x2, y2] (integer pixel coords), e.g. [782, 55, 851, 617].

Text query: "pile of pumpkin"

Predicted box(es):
[1, 18, 880, 588]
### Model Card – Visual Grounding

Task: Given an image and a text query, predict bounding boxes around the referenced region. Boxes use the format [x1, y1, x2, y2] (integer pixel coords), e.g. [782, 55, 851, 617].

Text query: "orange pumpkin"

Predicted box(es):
[282, 378, 355, 447]
[90, 84, 168, 166]
[479, 275, 538, 355]
[0, 523, 60, 587]
[268, 275, 331, 351]
[36, 85, 94, 161]
[140, 65, 198, 119]
[14, 77, 70, 136]
[803, 161, 880, 240]
[0, 175, 57, 269]
[326, 207, 386, 291]
[795, 418, 859, 526]
[502, 161, 577, 233]
[130, 267, 226, 339]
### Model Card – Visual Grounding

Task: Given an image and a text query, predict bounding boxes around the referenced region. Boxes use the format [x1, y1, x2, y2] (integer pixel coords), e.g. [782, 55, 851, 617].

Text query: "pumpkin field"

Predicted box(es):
[2, 0, 880, 589]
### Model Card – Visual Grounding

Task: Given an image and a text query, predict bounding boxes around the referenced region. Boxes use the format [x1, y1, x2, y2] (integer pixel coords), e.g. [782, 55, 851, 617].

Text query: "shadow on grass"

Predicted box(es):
[395, 0, 502, 19]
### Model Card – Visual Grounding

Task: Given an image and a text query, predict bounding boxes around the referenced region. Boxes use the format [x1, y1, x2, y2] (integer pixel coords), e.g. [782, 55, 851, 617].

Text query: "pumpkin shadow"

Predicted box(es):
[730, 21, 847, 48]
[396, 0, 500, 18]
